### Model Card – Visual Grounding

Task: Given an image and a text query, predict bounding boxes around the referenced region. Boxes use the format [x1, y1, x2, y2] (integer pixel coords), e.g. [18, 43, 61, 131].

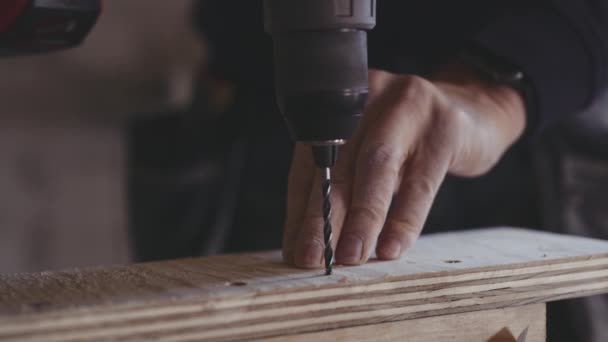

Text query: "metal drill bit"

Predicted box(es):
[321, 167, 334, 275]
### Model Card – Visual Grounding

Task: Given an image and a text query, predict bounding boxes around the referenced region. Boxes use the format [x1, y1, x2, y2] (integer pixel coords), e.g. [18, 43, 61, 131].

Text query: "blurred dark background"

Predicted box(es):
[0, 0, 203, 273]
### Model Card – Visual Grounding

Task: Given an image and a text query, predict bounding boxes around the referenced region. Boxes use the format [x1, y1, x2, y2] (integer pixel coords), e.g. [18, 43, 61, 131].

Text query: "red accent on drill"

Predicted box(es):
[0, 0, 29, 34]
[0, 0, 102, 56]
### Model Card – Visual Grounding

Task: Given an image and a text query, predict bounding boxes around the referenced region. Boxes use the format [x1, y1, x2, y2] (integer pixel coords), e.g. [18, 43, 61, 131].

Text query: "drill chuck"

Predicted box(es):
[264, 0, 376, 145]
[265, 1, 376, 274]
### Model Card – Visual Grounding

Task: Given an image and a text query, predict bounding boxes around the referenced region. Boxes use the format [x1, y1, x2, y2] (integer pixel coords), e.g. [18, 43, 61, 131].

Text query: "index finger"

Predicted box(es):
[283, 144, 316, 264]
[336, 77, 433, 265]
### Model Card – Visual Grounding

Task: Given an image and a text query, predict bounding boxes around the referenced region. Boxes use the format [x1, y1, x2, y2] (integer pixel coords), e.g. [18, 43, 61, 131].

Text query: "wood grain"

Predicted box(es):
[0, 228, 606, 341]
[260, 304, 546, 342]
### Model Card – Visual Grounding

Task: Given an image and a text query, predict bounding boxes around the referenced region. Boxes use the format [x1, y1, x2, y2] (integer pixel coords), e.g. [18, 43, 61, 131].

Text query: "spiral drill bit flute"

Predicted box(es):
[264, 0, 376, 275]
[321, 167, 334, 275]
[313, 146, 339, 275]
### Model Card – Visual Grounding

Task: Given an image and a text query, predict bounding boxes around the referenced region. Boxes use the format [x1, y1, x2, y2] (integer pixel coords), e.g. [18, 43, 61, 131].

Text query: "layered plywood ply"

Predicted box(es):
[0, 228, 606, 341]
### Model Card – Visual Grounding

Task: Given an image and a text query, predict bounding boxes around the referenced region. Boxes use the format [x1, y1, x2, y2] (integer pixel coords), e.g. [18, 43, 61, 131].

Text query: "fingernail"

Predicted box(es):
[378, 238, 402, 260]
[336, 234, 363, 264]
[295, 240, 324, 268]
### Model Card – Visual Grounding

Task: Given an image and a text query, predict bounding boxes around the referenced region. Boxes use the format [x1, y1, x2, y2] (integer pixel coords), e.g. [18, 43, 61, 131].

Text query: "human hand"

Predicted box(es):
[283, 64, 526, 268]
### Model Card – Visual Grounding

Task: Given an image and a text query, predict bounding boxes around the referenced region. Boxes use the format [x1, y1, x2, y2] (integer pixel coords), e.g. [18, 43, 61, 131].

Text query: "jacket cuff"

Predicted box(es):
[472, 10, 594, 130]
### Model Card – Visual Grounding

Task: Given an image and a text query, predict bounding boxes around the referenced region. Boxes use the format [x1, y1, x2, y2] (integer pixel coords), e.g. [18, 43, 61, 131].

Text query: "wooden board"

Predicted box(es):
[260, 304, 546, 342]
[0, 228, 606, 341]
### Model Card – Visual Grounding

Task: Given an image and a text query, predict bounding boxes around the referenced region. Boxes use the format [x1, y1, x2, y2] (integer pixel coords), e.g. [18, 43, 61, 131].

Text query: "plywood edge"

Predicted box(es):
[0, 259, 605, 340]
[0, 228, 606, 342]
[259, 304, 547, 342]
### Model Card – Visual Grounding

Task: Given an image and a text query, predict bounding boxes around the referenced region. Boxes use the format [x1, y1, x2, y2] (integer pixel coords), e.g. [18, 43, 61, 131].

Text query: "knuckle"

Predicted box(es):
[432, 106, 468, 139]
[410, 174, 438, 199]
[401, 162, 441, 199]
[355, 178, 394, 210]
[301, 215, 325, 233]
[357, 143, 403, 208]
[350, 204, 386, 227]
[362, 187, 392, 210]
[296, 230, 326, 249]
[300, 232, 325, 246]
[447, 108, 470, 133]
[362, 142, 402, 169]
[386, 208, 425, 239]
[400, 75, 432, 93]
[423, 107, 469, 165]
[386, 216, 420, 236]
[396, 75, 435, 104]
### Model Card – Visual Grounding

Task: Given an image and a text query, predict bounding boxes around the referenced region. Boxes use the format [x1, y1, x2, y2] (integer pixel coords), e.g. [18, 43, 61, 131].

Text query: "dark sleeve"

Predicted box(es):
[368, 0, 608, 130]
[471, 0, 608, 129]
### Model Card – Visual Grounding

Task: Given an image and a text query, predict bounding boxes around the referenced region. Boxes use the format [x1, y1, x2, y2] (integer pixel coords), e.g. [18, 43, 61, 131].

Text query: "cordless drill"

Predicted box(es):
[0, 0, 101, 57]
[264, 0, 376, 274]
[1, 0, 376, 275]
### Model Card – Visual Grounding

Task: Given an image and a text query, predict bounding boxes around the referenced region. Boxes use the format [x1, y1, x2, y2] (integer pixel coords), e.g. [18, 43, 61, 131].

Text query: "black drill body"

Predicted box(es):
[264, 0, 376, 155]
[264, 0, 377, 274]
[0, 0, 101, 57]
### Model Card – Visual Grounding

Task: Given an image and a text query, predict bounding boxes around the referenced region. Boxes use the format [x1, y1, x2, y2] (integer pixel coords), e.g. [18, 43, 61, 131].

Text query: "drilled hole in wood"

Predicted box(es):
[443, 260, 462, 264]
[228, 281, 247, 287]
